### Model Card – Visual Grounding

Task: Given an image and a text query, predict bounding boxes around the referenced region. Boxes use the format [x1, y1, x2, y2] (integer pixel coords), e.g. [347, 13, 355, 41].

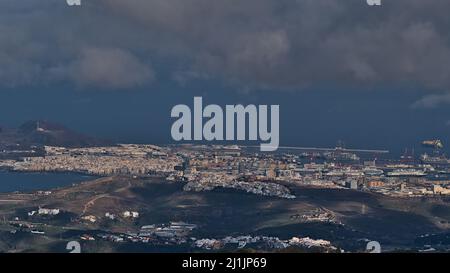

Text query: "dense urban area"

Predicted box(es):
[2, 140, 450, 198]
[2, 129, 450, 252]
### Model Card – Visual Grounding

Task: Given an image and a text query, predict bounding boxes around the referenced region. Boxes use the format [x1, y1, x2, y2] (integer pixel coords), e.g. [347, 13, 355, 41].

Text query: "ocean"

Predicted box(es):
[0, 171, 96, 193]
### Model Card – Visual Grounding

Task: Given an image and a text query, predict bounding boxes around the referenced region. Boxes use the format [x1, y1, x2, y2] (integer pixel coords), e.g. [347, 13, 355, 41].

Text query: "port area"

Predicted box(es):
[2, 143, 450, 252]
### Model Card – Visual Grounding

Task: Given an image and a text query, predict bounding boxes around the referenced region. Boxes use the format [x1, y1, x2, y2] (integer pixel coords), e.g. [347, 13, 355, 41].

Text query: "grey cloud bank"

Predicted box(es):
[0, 0, 450, 104]
[68, 47, 154, 89]
[412, 93, 450, 109]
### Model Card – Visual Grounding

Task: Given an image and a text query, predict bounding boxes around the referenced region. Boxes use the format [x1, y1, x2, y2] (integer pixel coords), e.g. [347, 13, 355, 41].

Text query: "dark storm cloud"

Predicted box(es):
[0, 0, 156, 90]
[51, 47, 155, 89]
[1, 0, 450, 100]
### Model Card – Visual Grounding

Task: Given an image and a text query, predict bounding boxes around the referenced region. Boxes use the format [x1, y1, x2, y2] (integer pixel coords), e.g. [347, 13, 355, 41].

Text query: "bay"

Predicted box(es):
[0, 171, 96, 193]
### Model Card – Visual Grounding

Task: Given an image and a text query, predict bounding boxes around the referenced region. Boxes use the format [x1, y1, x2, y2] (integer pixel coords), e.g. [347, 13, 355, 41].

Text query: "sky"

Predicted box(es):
[0, 0, 450, 154]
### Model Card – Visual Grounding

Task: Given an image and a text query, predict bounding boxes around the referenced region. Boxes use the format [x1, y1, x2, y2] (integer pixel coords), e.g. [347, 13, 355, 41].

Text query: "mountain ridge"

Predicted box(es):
[0, 120, 112, 148]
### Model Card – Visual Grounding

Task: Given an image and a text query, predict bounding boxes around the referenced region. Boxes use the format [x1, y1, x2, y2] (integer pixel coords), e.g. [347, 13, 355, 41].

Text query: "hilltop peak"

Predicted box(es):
[0, 120, 112, 148]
